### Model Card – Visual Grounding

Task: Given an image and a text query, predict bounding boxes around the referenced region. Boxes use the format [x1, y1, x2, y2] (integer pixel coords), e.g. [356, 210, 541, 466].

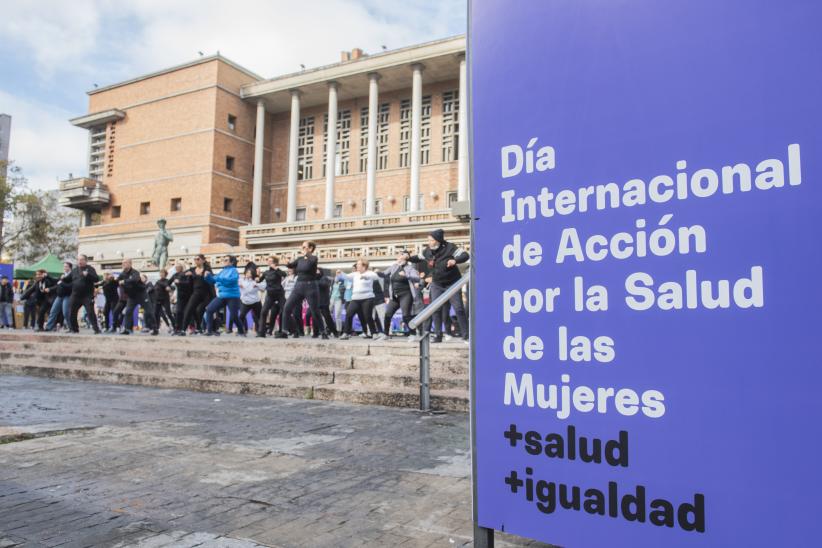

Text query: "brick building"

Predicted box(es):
[60, 36, 469, 271]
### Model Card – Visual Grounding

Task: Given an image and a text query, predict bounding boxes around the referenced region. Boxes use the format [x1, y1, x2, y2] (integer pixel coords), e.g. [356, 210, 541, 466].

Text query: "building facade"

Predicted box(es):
[62, 36, 469, 271]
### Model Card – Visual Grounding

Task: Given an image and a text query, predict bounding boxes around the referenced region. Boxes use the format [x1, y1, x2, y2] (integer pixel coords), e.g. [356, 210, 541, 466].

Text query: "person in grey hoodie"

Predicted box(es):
[378, 251, 421, 341]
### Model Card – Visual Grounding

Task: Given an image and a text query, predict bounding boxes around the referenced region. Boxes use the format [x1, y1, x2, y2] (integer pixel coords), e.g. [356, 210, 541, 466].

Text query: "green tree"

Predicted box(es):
[0, 161, 80, 264]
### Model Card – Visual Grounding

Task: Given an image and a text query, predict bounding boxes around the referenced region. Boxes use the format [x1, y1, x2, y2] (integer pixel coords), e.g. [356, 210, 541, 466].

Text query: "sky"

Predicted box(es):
[0, 0, 466, 191]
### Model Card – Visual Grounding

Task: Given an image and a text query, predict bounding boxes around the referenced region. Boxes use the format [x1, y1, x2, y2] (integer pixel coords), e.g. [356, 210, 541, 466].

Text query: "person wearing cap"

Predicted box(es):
[203, 255, 244, 336]
[409, 229, 470, 343]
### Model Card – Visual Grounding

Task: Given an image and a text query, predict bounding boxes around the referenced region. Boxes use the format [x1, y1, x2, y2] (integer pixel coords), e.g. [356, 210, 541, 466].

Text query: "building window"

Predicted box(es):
[225, 156, 235, 171]
[399, 97, 431, 168]
[402, 194, 424, 212]
[360, 103, 391, 173]
[111, 205, 121, 218]
[227, 114, 237, 131]
[334, 202, 343, 218]
[377, 103, 390, 170]
[442, 90, 460, 162]
[170, 197, 182, 212]
[447, 191, 459, 208]
[296, 207, 306, 221]
[88, 124, 106, 180]
[323, 109, 351, 177]
[223, 198, 233, 212]
[297, 116, 314, 180]
[399, 99, 411, 168]
[359, 107, 369, 173]
[421, 95, 431, 165]
[140, 202, 151, 215]
[361, 198, 383, 215]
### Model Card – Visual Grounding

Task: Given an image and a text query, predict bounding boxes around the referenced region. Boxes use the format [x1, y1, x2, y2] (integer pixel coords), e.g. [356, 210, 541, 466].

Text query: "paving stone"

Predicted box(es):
[0, 375, 548, 547]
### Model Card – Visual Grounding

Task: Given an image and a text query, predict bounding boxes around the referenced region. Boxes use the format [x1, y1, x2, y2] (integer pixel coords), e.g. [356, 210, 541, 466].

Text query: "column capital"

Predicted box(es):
[410, 62, 425, 73]
[256, 99, 266, 109]
[289, 88, 303, 98]
[328, 80, 340, 90]
[367, 72, 381, 82]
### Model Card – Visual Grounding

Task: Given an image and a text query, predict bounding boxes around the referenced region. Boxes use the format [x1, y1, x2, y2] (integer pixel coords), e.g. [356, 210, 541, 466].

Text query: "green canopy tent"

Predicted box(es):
[14, 254, 66, 280]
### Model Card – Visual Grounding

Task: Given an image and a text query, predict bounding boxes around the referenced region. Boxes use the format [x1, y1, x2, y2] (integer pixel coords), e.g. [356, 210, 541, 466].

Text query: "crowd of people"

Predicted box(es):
[0, 229, 470, 344]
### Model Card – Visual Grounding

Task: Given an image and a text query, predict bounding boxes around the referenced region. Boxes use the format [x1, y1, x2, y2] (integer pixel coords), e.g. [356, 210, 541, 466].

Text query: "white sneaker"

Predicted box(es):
[444, 334, 454, 342]
[407, 334, 418, 343]
[339, 333, 350, 340]
[375, 333, 387, 341]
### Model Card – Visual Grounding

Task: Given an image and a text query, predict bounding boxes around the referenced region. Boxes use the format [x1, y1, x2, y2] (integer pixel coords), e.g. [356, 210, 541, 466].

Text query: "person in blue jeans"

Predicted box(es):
[0, 276, 14, 328]
[44, 262, 73, 331]
[204, 255, 244, 336]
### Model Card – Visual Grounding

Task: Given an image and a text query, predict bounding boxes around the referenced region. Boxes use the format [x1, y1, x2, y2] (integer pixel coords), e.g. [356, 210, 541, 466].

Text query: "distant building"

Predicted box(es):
[0, 114, 10, 177]
[61, 36, 469, 271]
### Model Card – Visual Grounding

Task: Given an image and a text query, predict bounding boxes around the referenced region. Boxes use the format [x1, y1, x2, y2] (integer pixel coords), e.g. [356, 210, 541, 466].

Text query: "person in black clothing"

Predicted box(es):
[315, 268, 338, 338]
[111, 283, 128, 332]
[282, 241, 326, 339]
[371, 275, 385, 334]
[44, 262, 73, 331]
[0, 275, 16, 328]
[256, 256, 287, 338]
[66, 255, 101, 334]
[28, 270, 56, 331]
[409, 229, 470, 343]
[117, 258, 156, 335]
[169, 263, 191, 334]
[21, 280, 37, 328]
[153, 269, 174, 332]
[179, 254, 211, 336]
[378, 251, 421, 339]
[98, 272, 119, 332]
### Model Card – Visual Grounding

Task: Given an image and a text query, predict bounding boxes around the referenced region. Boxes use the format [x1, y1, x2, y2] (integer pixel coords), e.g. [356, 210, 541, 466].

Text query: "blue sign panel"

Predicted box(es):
[469, 1, 822, 546]
[0, 263, 13, 280]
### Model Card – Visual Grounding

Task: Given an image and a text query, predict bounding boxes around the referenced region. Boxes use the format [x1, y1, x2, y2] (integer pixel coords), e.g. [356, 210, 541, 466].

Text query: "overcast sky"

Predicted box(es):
[0, 0, 466, 190]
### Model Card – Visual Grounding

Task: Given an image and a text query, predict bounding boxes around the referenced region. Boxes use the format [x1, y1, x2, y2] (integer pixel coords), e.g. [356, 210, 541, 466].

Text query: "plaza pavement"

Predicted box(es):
[0, 376, 547, 548]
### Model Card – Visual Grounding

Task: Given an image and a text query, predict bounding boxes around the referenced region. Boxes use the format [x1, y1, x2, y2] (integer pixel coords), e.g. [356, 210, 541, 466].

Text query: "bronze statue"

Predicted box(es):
[151, 218, 174, 269]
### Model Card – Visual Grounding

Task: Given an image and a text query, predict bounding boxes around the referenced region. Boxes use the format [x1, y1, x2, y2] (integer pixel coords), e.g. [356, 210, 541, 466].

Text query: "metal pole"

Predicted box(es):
[419, 332, 431, 411]
[474, 524, 494, 548]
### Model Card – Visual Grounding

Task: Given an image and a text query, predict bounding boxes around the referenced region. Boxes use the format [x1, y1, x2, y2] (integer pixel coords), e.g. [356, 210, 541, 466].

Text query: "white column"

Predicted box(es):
[457, 54, 469, 202]
[409, 63, 423, 212]
[286, 90, 301, 222]
[365, 73, 380, 216]
[324, 81, 339, 220]
[251, 99, 265, 225]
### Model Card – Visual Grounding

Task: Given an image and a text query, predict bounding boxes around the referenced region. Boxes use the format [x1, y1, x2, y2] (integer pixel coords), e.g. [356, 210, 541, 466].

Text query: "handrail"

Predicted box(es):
[409, 269, 470, 330]
[408, 268, 470, 412]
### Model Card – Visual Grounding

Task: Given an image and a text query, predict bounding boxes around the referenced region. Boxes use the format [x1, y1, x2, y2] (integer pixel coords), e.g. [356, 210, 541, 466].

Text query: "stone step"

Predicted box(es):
[0, 351, 337, 385]
[313, 384, 468, 413]
[350, 354, 469, 376]
[0, 360, 318, 400]
[0, 332, 469, 359]
[0, 341, 355, 370]
[0, 340, 469, 377]
[0, 359, 468, 411]
[334, 368, 468, 391]
[0, 331, 470, 411]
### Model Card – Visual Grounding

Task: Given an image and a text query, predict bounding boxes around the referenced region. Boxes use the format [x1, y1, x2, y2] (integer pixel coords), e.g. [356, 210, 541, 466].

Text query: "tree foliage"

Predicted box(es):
[0, 161, 80, 264]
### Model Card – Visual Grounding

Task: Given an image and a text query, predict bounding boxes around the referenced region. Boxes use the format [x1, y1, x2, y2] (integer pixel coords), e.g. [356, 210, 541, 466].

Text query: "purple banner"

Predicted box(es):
[470, 1, 822, 546]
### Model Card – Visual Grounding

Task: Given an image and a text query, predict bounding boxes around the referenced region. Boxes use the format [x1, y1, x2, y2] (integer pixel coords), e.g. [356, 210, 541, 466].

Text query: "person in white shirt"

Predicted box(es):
[339, 258, 379, 340]
[239, 268, 264, 334]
